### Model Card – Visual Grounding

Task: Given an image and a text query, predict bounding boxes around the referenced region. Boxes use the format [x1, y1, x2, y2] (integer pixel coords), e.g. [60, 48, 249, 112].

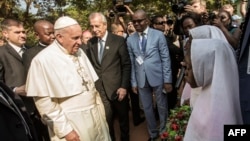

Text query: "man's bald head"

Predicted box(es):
[33, 20, 55, 45]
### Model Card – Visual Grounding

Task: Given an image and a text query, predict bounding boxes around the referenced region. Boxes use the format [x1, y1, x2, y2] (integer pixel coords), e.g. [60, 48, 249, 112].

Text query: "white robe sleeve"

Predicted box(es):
[34, 97, 73, 138]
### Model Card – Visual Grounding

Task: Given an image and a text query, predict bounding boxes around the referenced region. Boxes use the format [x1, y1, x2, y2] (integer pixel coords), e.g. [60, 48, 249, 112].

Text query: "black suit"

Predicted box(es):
[80, 44, 88, 54]
[0, 82, 38, 141]
[23, 43, 46, 75]
[238, 2, 250, 124]
[87, 32, 131, 141]
[22, 43, 50, 141]
[165, 36, 183, 110]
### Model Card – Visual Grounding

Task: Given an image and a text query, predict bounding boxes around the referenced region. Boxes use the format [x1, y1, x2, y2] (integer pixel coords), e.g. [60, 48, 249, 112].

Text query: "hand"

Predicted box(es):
[65, 130, 80, 141]
[184, 5, 199, 14]
[211, 18, 224, 29]
[14, 85, 26, 96]
[164, 83, 173, 93]
[132, 87, 138, 94]
[116, 88, 127, 101]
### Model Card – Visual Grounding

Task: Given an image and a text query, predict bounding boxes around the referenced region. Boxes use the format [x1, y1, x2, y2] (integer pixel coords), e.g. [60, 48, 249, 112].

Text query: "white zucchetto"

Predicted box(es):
[54, 16, 78, 30]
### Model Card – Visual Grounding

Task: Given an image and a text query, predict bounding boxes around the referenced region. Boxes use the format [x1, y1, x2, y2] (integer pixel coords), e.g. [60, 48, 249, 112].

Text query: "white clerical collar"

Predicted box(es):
[39, 42, 48, 47]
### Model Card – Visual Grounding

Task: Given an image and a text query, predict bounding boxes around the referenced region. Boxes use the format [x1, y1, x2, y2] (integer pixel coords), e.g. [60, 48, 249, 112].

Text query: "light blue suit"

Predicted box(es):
[127, 27, 172, 138]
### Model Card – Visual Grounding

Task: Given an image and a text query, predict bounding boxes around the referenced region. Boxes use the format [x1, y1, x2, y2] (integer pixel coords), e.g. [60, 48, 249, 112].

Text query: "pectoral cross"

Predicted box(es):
[82, 79, 89, 91]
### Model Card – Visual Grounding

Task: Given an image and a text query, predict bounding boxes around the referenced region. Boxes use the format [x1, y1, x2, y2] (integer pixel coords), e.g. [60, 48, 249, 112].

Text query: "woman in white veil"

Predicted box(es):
[181, 25, 236, 108]
[182, 27, 242, 141]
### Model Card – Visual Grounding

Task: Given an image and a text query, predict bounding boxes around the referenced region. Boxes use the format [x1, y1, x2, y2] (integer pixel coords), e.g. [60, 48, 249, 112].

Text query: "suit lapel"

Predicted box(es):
[91, 37, 99, 63]
[6, 43, 22, 61]
[0, 96, 12, 109]
[102, 33, 112, 60]
[133, 32, 141, 53]
[145, 28, 153, 54]
[239, 17, 250, 61]
[0, 93, 20, 116]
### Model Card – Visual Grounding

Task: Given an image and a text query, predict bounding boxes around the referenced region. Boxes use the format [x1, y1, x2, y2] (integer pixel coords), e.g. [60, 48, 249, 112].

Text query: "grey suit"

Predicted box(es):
[127, 27, 172, 138]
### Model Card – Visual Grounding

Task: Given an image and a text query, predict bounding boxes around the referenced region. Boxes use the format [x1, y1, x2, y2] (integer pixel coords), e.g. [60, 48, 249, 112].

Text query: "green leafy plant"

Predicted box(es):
[163, 105, 191, 141]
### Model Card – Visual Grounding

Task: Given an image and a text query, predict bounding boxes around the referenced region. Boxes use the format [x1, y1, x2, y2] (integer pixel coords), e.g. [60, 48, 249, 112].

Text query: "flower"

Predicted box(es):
[164, 105, 191, 141]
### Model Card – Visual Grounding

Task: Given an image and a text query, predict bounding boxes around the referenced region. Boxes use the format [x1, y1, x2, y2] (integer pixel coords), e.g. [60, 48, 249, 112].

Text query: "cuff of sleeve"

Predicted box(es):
[55, 122, 73, 138]
[13, 87, 17, 93]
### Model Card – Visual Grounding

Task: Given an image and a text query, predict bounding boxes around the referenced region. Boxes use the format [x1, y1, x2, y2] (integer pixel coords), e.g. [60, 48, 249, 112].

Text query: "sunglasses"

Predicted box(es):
[154, 21, 166, 25]
[132, 18, 146, 24]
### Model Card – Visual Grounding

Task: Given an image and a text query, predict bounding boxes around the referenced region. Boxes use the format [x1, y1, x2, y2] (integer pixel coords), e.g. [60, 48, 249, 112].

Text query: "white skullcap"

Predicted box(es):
[54, 16, 78, 30]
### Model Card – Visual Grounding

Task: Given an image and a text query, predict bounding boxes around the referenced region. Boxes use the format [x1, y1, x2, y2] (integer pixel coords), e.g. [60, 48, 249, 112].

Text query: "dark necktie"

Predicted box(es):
[141, 33, 147, 53]
[98, 39, 104, 63]
[20, 47, 26, 58]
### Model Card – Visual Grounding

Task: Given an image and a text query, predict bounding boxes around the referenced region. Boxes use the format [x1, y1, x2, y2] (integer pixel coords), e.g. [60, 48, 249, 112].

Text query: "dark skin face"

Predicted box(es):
[132, 10, 149, 33]
[182, 18, 196, 37]
[152, 17, 165, 32]
[183, 37, 198, 88]
[217, 11, 231, 27]
[35, 22, 55, 45]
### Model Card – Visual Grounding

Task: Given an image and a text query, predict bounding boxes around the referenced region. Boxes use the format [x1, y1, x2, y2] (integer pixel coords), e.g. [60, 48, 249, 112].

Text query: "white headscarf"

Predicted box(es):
[189, 25, 235, 54]
[180, 25, 236, 107]
[183, 39, 242, 141]
[189, 25, 227, 40]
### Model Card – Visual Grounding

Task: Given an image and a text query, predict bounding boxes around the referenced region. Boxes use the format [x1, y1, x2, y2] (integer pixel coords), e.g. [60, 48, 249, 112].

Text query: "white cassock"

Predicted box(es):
[26, 40, 111, 141]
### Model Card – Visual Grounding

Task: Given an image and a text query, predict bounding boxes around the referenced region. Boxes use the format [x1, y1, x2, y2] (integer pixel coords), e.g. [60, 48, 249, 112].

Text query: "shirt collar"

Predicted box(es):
[138, 26, 149, 36]
[38, 42, 48, 47]
[8, 42, 25, 53]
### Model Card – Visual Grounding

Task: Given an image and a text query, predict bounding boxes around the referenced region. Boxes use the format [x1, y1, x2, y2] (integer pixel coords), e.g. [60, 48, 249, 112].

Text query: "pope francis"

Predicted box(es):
[26, 16, 111, 141]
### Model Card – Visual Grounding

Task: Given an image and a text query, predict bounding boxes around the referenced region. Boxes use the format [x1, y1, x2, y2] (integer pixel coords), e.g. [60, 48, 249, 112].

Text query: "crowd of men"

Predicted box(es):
[0, 0, 250, 141]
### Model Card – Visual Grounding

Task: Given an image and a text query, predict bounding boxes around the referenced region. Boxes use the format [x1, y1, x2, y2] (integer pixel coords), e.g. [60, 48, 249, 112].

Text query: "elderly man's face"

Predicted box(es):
[89, 16, 107, 38]
[57, 24, 82, 55]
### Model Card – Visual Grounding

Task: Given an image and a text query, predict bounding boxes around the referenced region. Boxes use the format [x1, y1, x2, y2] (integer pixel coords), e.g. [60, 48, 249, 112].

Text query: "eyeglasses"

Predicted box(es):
[132, 18, 146, 24]
[154, 21, 166, 25]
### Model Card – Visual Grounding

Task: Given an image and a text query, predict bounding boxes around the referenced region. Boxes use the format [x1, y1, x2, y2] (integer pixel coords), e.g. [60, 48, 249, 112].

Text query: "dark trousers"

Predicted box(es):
[128, 88, 142, 123]
[98, 86, 130, 141]
[30, 110, 50, 141]
[167, 87, 178, 111]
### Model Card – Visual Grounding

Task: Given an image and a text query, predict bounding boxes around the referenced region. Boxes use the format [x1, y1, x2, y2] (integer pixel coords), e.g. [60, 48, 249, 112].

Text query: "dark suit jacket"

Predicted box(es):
[238, 3, 250, 124]
[0, 43, 35, 113]
[87, 32, 131, 100]
[80, 44, 88, 54]
[0, 82, 38, 141]
[23, 43, 46, 76]
[0, 43, 26, 87]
